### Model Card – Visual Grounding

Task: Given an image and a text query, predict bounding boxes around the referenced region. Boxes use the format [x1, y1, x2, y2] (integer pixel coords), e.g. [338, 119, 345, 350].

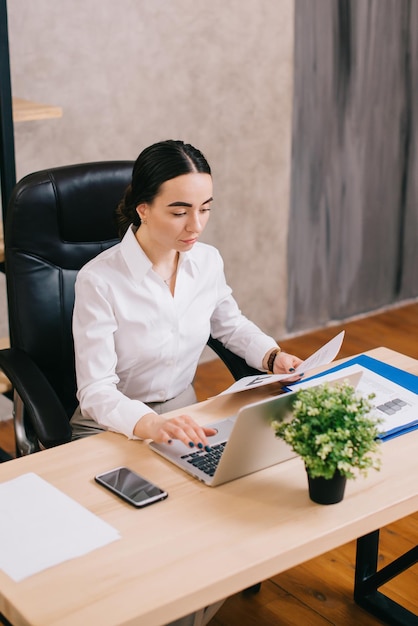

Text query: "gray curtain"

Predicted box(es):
[287, 0, 418, 333]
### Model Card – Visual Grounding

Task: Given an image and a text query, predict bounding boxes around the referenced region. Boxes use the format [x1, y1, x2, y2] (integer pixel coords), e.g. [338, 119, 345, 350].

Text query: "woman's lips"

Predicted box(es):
[180, 238, 197, 245]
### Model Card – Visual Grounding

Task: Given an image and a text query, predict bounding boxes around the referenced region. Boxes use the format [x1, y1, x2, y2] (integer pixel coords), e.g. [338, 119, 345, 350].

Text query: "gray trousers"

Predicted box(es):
[70, 385, 197, 440]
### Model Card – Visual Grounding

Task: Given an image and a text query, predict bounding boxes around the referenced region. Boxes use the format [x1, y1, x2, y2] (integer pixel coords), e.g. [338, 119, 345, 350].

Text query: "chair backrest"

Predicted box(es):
[4, 160, 262, 435]
[5, 161, 134, 418]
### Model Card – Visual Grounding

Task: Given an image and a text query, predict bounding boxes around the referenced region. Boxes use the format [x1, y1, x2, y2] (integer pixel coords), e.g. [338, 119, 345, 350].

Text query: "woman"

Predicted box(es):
[71, 140, 302, 446]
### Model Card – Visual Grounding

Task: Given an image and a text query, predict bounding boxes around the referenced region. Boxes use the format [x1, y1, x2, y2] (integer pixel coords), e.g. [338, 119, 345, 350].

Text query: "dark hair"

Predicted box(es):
[116, 140, 212, 238]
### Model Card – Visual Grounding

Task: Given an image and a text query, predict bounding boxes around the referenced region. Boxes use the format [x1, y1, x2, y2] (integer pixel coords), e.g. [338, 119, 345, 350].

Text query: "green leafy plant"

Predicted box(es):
[271, 381, 383, 480]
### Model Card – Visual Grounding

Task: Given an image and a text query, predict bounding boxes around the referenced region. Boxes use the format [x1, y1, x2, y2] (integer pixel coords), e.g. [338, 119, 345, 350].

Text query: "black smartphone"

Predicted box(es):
[95, 466, 168, 508]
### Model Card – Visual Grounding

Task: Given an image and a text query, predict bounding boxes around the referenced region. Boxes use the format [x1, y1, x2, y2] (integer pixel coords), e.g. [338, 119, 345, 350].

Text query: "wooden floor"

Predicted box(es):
[1, 301, 417, 625]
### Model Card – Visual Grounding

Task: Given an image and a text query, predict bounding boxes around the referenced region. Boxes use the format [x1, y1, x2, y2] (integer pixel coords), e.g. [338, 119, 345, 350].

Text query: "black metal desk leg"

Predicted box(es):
[355, 529, 380, 593]
[354, 530, 418, 625]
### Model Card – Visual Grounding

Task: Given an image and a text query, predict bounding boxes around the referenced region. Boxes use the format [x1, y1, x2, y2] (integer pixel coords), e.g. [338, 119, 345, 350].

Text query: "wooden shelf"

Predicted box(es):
[12, 97, 62, 122]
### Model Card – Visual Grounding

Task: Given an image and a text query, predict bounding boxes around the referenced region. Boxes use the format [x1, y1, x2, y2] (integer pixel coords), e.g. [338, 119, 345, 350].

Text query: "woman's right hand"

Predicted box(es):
[134, 412, 217, 449]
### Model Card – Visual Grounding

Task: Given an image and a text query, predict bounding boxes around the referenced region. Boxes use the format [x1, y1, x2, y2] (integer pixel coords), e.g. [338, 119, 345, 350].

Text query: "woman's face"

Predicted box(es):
[137, 173, 213, 254]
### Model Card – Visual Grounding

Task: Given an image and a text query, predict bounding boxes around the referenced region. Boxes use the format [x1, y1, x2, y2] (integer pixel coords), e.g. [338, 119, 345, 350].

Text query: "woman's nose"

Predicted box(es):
[186, 213, 202, 232]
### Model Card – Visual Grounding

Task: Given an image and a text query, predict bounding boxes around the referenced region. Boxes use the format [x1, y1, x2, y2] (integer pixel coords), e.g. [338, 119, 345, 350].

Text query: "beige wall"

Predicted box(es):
[8, 0, 294, 340]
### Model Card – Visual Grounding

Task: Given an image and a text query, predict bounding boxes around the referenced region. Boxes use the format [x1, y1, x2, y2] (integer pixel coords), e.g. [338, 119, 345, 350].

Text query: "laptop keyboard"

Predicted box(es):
[181, 442, 227, 477]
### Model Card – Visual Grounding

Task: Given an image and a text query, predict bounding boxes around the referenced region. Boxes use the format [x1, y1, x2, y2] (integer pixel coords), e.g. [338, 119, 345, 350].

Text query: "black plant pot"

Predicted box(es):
[307, 470, 347, 505]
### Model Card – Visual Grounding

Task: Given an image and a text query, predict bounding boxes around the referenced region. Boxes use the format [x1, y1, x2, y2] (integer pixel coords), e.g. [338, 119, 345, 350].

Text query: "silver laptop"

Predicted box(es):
[149, 391, 299, 487]
[149, 371, 363, 487]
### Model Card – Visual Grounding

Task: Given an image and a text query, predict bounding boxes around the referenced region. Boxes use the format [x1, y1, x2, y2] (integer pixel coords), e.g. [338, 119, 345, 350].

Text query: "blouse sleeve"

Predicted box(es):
[72, 271, 156, 438]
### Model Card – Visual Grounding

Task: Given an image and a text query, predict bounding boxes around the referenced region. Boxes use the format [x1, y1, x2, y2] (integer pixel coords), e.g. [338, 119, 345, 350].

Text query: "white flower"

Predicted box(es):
[307, 406, 320, 416]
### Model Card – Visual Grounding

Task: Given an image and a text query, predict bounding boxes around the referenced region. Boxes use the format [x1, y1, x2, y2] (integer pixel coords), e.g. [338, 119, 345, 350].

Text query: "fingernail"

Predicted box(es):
[188, 441, 195, 448]
[205, 445, 212, 452]
[289, 367, 295, 372]
[197, 442, 203, 449]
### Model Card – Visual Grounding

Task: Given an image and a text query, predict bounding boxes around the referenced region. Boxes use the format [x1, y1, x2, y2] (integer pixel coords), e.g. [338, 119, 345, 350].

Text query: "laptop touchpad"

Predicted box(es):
[205, 417, 236, 443]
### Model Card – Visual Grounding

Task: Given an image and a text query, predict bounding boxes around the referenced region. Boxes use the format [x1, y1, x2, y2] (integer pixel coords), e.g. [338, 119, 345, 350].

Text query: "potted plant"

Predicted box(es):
[271, 381, 383, 504]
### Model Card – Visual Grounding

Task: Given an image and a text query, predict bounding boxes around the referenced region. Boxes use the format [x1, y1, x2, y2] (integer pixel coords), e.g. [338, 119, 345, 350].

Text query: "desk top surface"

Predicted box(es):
[0, 347, 417, 626]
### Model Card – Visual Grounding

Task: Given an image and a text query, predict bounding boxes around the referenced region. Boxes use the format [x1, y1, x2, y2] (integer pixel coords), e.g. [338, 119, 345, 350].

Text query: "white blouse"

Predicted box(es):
[73, 227, 277, 438]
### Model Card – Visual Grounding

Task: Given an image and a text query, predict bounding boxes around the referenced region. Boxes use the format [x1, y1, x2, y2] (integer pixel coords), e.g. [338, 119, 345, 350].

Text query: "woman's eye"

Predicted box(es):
[173, 212, 187, 217]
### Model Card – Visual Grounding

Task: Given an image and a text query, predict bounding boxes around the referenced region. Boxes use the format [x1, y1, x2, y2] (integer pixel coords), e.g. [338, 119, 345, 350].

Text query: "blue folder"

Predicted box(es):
[286, 354, 418, 441]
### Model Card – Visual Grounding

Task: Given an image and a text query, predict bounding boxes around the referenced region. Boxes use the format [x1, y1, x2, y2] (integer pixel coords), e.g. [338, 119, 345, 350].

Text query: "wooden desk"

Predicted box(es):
[0, 347, 417, 626]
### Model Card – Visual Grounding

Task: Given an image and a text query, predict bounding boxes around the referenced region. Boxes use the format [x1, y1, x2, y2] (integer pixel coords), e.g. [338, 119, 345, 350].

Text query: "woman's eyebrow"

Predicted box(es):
[168, 201, 192, 207]
[168, 197, 213, 207]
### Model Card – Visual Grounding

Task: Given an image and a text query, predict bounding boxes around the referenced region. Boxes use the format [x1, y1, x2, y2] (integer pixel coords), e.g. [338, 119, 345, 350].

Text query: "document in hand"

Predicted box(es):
[285, 355, 418, 441]
[217, 331, 345, 396]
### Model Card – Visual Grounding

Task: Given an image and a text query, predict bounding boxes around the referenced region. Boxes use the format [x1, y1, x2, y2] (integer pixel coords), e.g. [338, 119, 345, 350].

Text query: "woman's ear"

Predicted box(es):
[136, 203, 148, 224]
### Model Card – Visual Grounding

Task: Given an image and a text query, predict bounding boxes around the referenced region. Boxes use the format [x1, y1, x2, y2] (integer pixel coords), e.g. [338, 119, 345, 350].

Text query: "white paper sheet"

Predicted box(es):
[217, 331, 345, 396]
[0, 472, 120, 581]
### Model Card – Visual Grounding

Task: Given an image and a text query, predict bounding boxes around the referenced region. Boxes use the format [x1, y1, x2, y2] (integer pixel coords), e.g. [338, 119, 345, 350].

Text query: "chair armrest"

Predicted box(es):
[206, 336, 265, 381]
[0, 348, 72, 451]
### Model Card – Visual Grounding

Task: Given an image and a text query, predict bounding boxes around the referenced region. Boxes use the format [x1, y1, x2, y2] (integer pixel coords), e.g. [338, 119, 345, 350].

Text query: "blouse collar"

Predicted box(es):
[120, 225, 199, 283]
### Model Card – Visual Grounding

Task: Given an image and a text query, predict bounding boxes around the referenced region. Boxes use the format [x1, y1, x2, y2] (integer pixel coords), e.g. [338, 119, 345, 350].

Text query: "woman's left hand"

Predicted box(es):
[273, 351, 303, 377]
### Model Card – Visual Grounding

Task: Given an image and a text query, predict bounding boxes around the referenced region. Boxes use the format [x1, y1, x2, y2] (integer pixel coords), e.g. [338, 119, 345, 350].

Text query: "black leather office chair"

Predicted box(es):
[0, 162, 263, 457]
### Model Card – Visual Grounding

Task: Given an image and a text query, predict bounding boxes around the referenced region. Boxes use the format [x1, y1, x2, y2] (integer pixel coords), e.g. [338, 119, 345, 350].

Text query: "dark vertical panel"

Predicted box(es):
[400, 0, 418, 299]
[287, 0, 418, 333]
[0, 0, 17, 224]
